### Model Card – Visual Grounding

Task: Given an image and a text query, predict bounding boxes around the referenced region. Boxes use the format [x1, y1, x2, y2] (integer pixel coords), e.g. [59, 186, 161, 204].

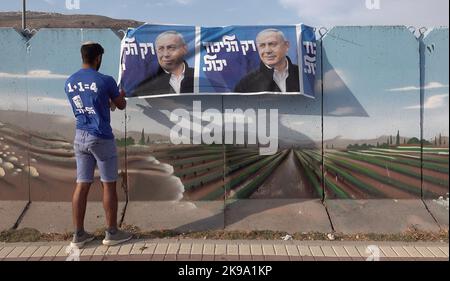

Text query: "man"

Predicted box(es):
[65, 42, 132, 248]
[234, 29, 300, 93]
[133, 31, 194, 96]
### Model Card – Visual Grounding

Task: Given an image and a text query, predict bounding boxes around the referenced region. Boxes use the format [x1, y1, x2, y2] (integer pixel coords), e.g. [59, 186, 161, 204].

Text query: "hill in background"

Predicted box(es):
[0, 11, 143, 30]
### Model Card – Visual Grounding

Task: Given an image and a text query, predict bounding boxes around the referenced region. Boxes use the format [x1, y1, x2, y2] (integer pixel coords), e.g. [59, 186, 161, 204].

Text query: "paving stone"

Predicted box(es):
[238, 244, 251, 256]
[427, 247, 447, 258]
[309, 246, 324, 257]
[227, 244, 239, 255]
[380, 246, 398, 258]
[403, 246, 422, 258]
[30, 246, 50, 258]
[262, 245, 275, 256]
[215, 244, 226, 255]
[332, 246, 349, 257]
[286, 245, 300, 257]
[274, 244, 288, 256]
[154, 243, 168, 255]
[19, 246, 38, 258]
[392, 246, 410, 257]
[297, 245, 313, 257]
[130, 243, 146, 255]
[179, 243, 191, 255]
[167, 243, 180, 255]
[43, 245, 64, 257]
[142, 243, 157, 255]
[0, 247, 14, 259]
[321, 246, 337, 257]
[250, 244, 263, 256]
[6, 246, 26, 258]
[191, 244, 203, 255]
[117, 244, 133, 255]
[203, 244, 215, 255]
[438, 246, 448, 256]
[343, 246, 360, 257]
[415, 246, 435, 258]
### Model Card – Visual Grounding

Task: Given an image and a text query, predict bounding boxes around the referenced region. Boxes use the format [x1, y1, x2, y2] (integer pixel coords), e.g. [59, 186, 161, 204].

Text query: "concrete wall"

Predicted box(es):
[0, 27, 448, 233]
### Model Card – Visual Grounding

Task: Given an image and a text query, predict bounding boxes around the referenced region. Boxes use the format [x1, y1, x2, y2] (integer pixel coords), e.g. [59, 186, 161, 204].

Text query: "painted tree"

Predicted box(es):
[139, 128, 145, 145]
[407, 137, 421, 145]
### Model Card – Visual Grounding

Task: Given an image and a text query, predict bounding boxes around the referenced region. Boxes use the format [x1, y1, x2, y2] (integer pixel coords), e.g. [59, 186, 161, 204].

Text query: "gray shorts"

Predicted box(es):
[74, 129, 118, 183]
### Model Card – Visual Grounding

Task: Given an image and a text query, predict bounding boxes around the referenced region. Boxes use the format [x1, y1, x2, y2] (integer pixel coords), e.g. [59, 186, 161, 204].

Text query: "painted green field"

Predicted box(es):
[294, 146, 449, 199]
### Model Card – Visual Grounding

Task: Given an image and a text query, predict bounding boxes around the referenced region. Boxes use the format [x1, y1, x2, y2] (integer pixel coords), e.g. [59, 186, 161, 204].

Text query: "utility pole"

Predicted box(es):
[22, 0, 26, 30]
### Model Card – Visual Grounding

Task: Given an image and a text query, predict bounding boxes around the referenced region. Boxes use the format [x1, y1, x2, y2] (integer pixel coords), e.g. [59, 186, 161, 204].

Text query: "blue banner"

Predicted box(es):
[119, 24, 316, 98]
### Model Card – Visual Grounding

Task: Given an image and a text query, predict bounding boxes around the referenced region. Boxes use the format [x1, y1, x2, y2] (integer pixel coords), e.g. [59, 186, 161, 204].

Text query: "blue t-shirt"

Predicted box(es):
[65, 68, 120, 139]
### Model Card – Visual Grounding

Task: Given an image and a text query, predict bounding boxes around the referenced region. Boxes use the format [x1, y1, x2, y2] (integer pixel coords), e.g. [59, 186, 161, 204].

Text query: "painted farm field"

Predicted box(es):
[295, 146, 448, 199]
[138, 145, 322, 201]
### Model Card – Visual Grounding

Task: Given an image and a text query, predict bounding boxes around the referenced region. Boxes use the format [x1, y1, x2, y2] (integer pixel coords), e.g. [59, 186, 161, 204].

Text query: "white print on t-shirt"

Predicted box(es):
[72, 95, 96, 115]
[67, 82, 98, 93]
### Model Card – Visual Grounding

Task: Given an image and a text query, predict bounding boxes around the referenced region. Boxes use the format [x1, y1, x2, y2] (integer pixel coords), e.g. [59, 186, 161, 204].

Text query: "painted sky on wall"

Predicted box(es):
[0, 1, 448, 141]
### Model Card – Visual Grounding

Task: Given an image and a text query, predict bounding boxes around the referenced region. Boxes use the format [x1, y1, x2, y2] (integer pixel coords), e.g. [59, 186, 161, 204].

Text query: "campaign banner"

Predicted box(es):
[119, 24, 316, 98]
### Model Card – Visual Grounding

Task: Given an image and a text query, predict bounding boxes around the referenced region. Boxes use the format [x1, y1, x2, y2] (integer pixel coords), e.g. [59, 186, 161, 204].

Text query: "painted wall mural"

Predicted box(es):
[0, 27, 448, 212]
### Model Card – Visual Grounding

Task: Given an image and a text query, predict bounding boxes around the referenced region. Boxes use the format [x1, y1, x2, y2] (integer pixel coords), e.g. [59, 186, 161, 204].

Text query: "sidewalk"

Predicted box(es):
[0, 239, 448, 261]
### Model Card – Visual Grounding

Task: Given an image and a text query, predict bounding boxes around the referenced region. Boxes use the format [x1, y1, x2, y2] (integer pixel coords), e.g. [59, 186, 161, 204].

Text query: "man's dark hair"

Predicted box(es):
[81, 42, 104, 64]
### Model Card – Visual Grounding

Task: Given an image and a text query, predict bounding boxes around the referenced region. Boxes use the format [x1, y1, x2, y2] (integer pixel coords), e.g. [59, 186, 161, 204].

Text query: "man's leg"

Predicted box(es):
[101, 180, 132, 246]
[71, 182, 96, 247]
[72, 182, 91, 233]
[101, 181, 118, 231]
[92, 138, 132, 246]
[71, 136, 96, 247]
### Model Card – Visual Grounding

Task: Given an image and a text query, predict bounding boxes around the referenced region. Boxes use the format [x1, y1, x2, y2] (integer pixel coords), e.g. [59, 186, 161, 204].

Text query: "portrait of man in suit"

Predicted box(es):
[234, 28, 300, 93]
[133, 31, 194, 96]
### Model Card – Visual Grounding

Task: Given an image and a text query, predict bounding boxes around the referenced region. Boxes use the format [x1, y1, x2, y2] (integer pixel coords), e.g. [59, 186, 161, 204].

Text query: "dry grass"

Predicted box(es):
[1, 224, 448, 243]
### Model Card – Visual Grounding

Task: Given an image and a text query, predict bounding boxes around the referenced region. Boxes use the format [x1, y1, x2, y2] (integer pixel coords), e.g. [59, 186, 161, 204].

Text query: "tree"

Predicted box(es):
[139, 128, 145, 145]
[439, 133, 442, 146]
[376, 142, 379, 147]
[146, 136, 150, 144]
[396, 130, 400, 146]
[116, 137, 135, 147]
[407, 137, 420, 145]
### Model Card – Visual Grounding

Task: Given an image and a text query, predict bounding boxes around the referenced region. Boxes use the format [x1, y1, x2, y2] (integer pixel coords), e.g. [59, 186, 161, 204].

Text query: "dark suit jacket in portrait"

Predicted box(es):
[133, 61, 194, 96]
[234, 56, 300, 93]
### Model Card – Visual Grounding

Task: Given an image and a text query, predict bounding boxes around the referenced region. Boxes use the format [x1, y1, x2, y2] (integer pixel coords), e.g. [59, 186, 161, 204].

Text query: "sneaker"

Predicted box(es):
[102, 229, 133, 246]
[70, 231, 95, 248]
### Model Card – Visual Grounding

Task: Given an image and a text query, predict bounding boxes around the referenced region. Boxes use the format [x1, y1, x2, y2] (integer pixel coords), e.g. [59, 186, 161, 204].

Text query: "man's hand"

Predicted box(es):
[110, 99, 117, 111]
[119, 88, 126, 98]
[111, 88, 127, 110]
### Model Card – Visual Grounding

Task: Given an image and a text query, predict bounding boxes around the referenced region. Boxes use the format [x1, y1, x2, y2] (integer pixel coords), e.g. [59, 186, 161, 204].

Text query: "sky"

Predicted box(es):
[0, 0, 449, 27]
